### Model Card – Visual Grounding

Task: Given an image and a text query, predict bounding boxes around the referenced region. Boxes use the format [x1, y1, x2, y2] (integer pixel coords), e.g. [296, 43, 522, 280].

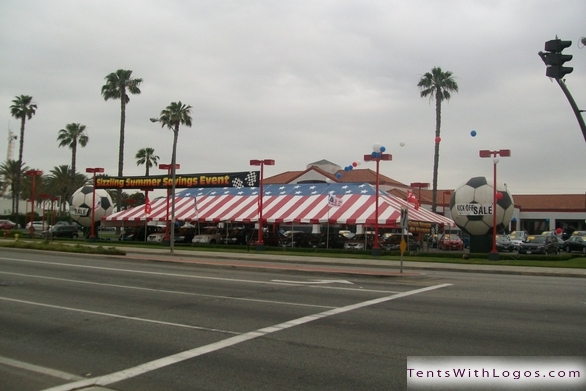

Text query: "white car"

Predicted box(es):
[192, 227, 223, 244]
[509, 230, 528, 250]
[25, 221, 47, 231]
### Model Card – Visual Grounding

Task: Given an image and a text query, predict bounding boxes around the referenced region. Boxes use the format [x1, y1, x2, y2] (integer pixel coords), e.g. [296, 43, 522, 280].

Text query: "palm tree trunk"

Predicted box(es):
[15, 117, 26, 219]
[116, 98, 126, 218]
[170, 126, 179, 253]
[431, 88, 442, 213]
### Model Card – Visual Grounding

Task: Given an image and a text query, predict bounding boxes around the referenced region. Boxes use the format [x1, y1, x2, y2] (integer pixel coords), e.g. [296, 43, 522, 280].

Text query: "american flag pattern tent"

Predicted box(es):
[103, 183, 455, 227]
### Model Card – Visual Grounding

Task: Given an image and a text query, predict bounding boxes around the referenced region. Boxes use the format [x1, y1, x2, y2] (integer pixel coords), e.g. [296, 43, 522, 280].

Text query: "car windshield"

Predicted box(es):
[525, 236, 545, 243]
[510, 232, 523, 239]
[443, 235, 460, 241]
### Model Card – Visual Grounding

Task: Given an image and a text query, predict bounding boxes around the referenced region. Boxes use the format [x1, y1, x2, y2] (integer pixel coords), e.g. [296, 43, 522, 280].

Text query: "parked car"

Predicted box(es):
[250, 231, 285, 247]
[518, 235, 559, 255]
[25, 221, 48, 232]
[282, 231, 316, 248]
[381, 233, 421, 251]
[509, 230, 528, 250]
[41, 224, 81, 239]
[0, 219, 16, 230]
[175, 227, 197, 243]
[495, 235, 514, 252]
[192, 227, 224, 244]
[437, 234, 464, 251]
[344, 234, 375, 250]
[563, 235, 586, 254]
[314, 233, 350, 249]
[146, 226, 168, 242]
[219, 228, 253, 245]
[571, 230, 586, 237]
[120, 226, 161, 241]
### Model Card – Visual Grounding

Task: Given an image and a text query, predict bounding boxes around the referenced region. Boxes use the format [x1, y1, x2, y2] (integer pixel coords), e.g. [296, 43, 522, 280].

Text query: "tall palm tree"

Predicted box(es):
[101, 69, 143, 209]
[154, 101, 193, 252]
[417, 67, 459, 213]
[10, 94, 37, 218]
[135, 147, 159, 176]
[57, 123, 89, 179]
[0, 159, 29, 216]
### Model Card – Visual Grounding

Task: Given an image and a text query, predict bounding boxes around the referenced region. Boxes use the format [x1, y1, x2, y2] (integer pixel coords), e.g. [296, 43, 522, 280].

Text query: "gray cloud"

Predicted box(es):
[1, 0, 585, 198]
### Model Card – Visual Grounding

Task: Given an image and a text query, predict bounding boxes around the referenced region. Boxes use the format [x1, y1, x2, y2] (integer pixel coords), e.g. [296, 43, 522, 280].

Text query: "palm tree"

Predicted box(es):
[45, 165, 89, 215]
[101, 69, 143, 209]
[57, 123, 89, 179]
[0, 159, 29, 216]
[135, 147, 159, 176]
[10, 95, 37, 218]
[154, 101, 193, 252]
[417, 67, 459, 213]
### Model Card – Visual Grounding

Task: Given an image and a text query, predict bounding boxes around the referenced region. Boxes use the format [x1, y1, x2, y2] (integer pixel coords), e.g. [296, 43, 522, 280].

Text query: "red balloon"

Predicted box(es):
[352, 162, 357, 167]
[495, 192, 503, 200]
[435, 137, 441, 143]
[556, 228, 562, 234]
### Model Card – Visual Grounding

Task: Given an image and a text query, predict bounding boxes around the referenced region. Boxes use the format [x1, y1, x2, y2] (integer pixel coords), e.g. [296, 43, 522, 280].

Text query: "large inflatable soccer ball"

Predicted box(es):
[69, 186, 114, 227]
[448, 177, 514, 236]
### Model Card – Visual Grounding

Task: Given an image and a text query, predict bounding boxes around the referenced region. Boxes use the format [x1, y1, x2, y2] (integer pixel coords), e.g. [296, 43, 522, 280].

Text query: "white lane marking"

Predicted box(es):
[0, 297, 240, 335]
[0, 356, 84, 381]
[0, 257, 400, 294]
[271, 279, 354, 285]
[0, 271, 336, 309]
[41, 283, 452, 391]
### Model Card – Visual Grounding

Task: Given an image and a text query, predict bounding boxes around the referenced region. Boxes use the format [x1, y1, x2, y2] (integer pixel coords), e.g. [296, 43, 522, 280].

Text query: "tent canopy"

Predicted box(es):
[103, 183, 455, 227]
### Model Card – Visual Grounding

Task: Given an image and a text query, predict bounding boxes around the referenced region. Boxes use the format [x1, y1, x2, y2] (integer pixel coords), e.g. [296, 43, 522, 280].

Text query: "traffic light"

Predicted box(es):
[538, 39, 573, 79]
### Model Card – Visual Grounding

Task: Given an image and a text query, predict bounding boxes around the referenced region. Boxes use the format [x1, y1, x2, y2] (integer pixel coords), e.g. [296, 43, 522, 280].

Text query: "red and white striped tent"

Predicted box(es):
[103, 183, 455, 227]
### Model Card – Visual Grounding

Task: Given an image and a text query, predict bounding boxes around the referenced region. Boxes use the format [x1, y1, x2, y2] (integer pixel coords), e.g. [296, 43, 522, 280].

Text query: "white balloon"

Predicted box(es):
[399, 142, 405, 147]
[373, 142, 382, 153]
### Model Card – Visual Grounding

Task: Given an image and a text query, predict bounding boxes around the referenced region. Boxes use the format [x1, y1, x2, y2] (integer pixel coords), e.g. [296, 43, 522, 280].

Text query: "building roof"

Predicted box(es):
[512, 194, 586, 212]
[264, 166, 409, 189]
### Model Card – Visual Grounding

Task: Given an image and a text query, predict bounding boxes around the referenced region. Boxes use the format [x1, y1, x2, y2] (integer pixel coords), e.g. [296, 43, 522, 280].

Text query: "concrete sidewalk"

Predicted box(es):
[115, 245, 586, 278]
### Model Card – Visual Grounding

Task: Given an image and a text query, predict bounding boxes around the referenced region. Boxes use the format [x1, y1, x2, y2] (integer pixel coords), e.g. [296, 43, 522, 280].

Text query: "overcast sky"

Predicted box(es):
[1, 0, 585, 198]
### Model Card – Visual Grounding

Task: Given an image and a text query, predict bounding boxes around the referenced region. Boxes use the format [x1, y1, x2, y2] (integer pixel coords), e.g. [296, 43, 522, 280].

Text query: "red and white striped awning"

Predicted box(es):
[103, 183, 455, 227]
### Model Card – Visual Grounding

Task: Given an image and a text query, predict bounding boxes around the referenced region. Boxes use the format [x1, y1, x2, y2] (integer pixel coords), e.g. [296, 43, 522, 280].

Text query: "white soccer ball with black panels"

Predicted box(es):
[69, 186, 114, 227]
[448, 176, 514, 236]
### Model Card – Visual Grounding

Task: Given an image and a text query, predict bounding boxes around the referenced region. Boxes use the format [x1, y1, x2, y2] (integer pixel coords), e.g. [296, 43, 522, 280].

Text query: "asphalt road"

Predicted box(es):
[0, 249, 584, 391]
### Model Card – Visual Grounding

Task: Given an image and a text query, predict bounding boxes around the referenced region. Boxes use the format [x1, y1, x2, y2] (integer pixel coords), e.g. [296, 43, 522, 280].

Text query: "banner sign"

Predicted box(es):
[95, 171, 260, 190]
[455, 203, 493, 216]
[408, 220, 432, 234]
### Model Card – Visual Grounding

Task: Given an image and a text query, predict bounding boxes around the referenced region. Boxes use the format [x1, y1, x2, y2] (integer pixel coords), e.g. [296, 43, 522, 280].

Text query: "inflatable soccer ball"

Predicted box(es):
[448, 177, 514, 236]
[69, 186, 114, 227]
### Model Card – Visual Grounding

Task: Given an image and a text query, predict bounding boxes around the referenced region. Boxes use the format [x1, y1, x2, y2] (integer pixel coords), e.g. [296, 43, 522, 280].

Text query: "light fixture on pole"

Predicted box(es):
[159, 163, 180, 246]
[250, 159, 275, 251]
[25, 170, 43, 237]
[85, 167, 105, 241]
[479, 149, 511, 261]
[363, 143, 392, 256]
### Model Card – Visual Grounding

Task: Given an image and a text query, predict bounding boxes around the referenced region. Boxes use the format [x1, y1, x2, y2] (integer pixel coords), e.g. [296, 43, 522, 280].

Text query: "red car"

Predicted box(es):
[0, 219, 16, 230]
[437, 233, 464, 251]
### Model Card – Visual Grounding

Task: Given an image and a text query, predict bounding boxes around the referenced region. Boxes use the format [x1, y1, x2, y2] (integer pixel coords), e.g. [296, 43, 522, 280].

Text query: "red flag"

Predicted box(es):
[407, 190, 420, 210]
[145, 194, 152, 214]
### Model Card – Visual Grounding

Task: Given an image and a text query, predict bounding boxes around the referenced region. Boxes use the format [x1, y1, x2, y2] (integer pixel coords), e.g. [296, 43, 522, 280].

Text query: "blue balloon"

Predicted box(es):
[380, 146, 386, 152]
[371, 152, 377, 158]
[470, 130, 477, 137]
[336, 173, 342, 178]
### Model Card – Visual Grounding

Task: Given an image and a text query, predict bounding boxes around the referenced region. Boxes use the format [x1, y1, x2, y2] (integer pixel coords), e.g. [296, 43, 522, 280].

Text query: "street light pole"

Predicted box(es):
[85, 167, 104, 241]
[25, 170, 43, 237]
[364, 145, 392, 256]
[250, 159, 275, 250]
[479, 149, 511, 260]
